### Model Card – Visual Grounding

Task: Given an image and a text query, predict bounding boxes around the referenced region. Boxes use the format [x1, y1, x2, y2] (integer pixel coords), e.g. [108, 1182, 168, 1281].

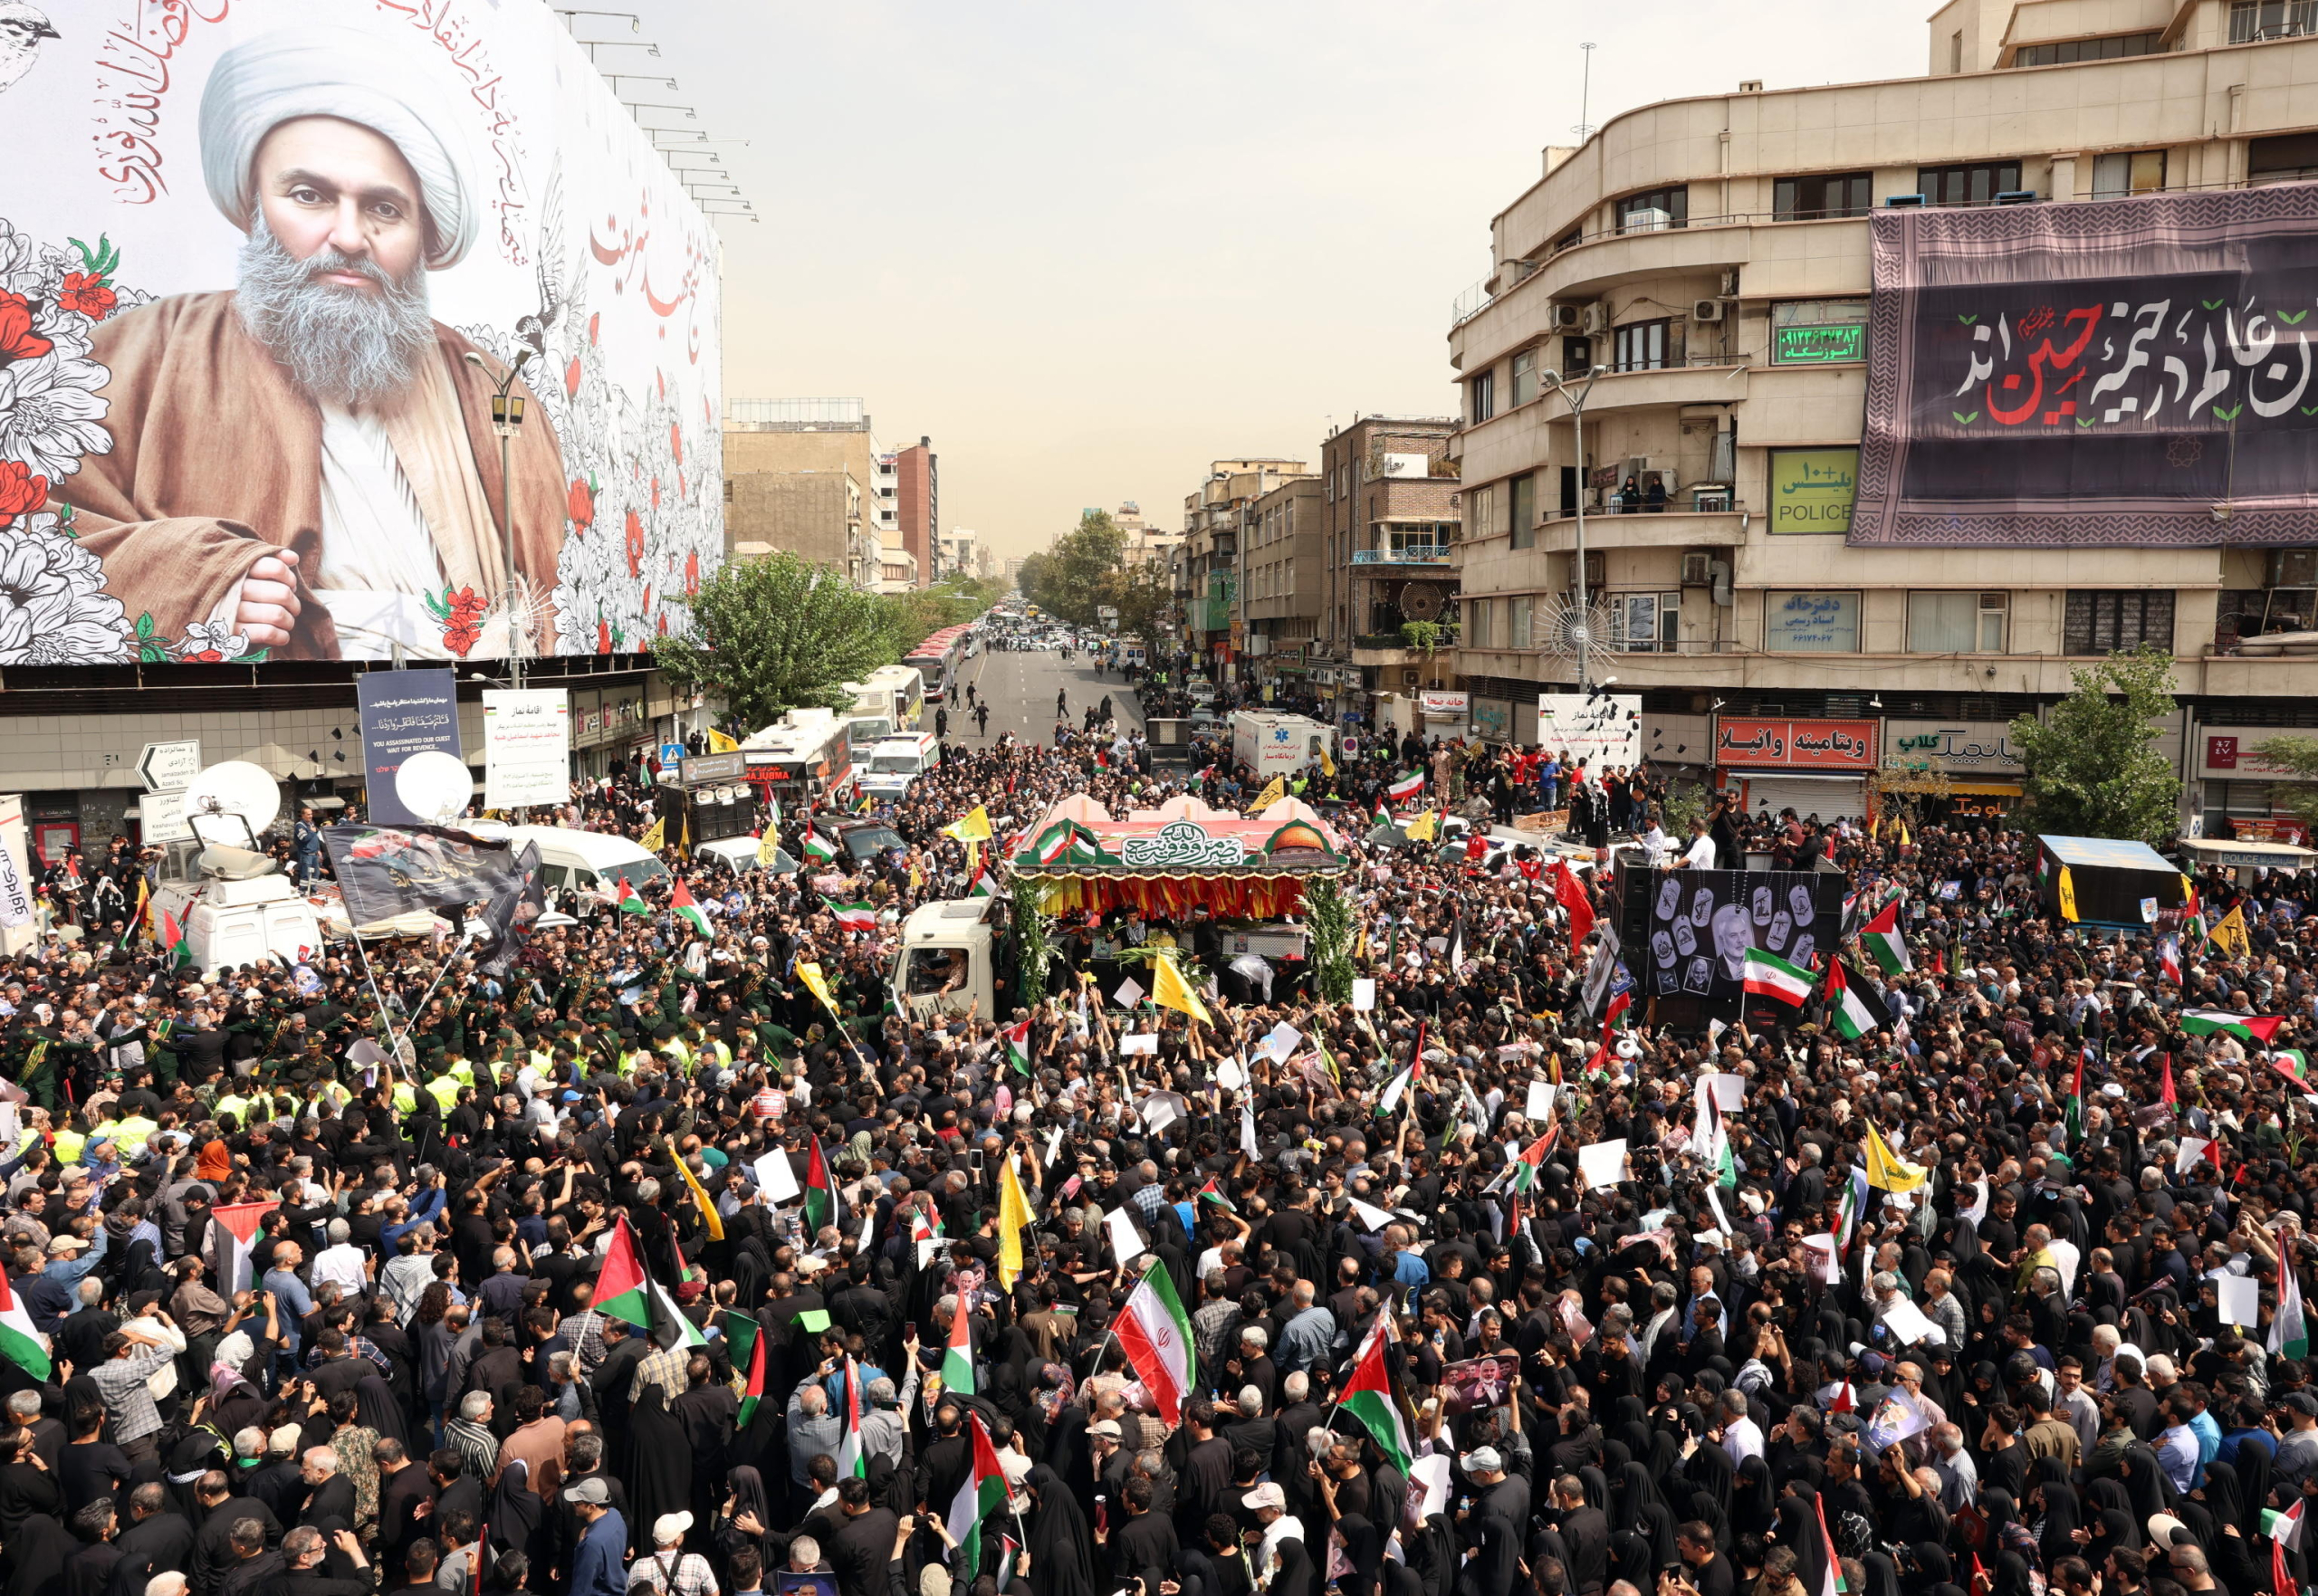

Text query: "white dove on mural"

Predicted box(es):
[0, 2, 59, 93]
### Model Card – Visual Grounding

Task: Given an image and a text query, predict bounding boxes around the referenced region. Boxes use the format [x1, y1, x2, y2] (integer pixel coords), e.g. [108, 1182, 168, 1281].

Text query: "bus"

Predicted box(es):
[844, 664, 927, 743]
[739, 708, 858, 803]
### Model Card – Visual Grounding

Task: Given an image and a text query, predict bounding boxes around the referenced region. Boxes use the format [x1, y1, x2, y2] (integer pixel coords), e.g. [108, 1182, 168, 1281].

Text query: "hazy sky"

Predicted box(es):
[623, 1, 1923, 560]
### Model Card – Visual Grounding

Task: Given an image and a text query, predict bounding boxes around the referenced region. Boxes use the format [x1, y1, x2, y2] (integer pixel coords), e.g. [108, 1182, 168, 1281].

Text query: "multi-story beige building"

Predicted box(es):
[1315, 417, 1463, 731]
[1240, 477, 1326, 688]
[723, 399, 887, 588]
[1446, 0, 2318, 829]
[1178, 459, 1312, 673]
[1115, 502, 1184, 569]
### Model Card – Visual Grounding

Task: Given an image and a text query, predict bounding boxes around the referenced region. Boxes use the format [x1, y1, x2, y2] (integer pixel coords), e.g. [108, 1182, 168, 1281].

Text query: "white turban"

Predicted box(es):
[199, 24, 482, 271]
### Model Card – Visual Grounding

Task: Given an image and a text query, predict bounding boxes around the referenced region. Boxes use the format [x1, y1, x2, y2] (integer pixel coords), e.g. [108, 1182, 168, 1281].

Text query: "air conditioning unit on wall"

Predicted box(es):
[1582, 302, 1612, 336]
[1691, 299, 1726, 323]
[1550, 303, 1583, 331]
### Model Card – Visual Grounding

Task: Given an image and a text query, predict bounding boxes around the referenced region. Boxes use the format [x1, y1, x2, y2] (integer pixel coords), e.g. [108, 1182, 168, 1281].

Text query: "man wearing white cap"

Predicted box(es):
[1240, 1482, 1305, 1589]
[630, 1512, 716, 1596]
[58, 24, 567, 661]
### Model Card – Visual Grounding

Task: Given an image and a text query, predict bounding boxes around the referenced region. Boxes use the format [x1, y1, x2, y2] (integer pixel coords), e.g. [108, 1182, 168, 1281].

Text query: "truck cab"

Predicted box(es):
[891, 897, 1001, 1020]
[857, 732, 942, 800]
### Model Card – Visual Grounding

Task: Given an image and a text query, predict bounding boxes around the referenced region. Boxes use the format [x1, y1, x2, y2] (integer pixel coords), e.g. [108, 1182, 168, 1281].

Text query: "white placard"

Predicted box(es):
[1525, 1081, 1557, 1121]
[483, 690, 572, 810]
[1216, 1058, 1247, 1089]
[1703, 1073, 1746, 1112]
[1409, 1454, 1453, 1524]
[1576, 1138, 1627, 1190]
[1256, 1022, 1302, 1063]
[2217, 1274, 2260, 1327]
[1537, 693, 1643, 769]
[753, 1152, 799, 1203]
[1348, 1197, 1394, 1231]
[1120, 1032, 1159, 1056]
[0, 836, 31, 930]
[1113, 978, 1145, 1009]
[1879, 1296, 1947, 1347]
[1351, 979, 1376, 1011]
[1139, 1093, 1184, 1134]
[1103, 1206, 1146, 1266]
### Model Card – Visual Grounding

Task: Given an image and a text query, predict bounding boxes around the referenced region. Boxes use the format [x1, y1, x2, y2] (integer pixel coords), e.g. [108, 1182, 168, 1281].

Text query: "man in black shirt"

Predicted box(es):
[1674, 1520, 1735, 1596]
[1104, 1476, 1179, 1585]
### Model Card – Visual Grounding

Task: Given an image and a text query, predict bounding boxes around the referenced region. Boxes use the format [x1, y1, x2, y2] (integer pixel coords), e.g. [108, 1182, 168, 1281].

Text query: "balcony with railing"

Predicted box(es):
[1349, 544, 1454, 567]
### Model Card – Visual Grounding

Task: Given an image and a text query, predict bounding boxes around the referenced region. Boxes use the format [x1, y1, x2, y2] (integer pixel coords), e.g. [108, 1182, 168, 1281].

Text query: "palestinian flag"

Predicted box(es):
[835, 1357, 867, 1478]
[1195, 1176, 1236, 1213]
[206, 1199, 278, 1299]
[1742, 948, 1814, 1007]
[1001, 1018, 1032, 1075]
[1377, 1058, 1420, 1114]
[1338, 1318, 1413, 1473]
[0, 1266, 50, 1381]
[670, 880, 711, 937]
[946, 1414, 1011, 1574]
[2181, 1010, 2285, 1043]
[941, 1288, 976, 1398]
[1814, 1491, 1848, 1596]
[1860, 897, 1910, 977]
[2066, 1046, 2088, 1142]
[1386, 770, 1424, 805]
[1825, 957, 1890, 1041]
[1507, 1126, 1558, 1193]
[587, 1214, 694, 1349]
[727, 1312, 768, 1426]
[615, 878, 651, 916]
[803, 831, 839, 863]
[158, 910, 192, 970]
[2272, 1219, 2310, 1361]
[967, 863, 996, 898]
[802, 1139, 841, 1235]
[1834, 1164, 1868, 1254]
[1115, 1258, 1195, 1424]
[2265, 1496, 2305, 1554]
[829, 902, 878, 932]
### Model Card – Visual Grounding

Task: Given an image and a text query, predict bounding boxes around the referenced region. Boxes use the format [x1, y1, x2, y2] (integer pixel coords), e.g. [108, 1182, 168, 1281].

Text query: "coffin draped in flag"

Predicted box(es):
[321, 823, 539, 934]
[207, 1199, 278, 1300]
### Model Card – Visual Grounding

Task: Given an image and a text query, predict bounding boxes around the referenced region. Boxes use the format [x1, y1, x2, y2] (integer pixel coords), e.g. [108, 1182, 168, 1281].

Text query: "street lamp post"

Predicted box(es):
[463, 350, 532, 687]
[1539, 365, 1606, 690]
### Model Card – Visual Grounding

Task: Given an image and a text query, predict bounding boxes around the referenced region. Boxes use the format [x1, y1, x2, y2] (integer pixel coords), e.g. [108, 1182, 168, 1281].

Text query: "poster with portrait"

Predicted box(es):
[0, 0, 723, 664]
[1615, 864, 1844, 1017]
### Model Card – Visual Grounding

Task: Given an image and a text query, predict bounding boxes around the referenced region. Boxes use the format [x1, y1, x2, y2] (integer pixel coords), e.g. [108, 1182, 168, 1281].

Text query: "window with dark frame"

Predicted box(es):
[1918, 161, 2025, 205]
[1509, 473, 1537, 550]
[1612, 320, 1670, 372]
[2063, 590, 2174, 654]
[1470, 369, 1495, 424]
[2012, 31, 2161, 63]
[1615, 186, 1689, 232]
[1773, 172, 1873, 221]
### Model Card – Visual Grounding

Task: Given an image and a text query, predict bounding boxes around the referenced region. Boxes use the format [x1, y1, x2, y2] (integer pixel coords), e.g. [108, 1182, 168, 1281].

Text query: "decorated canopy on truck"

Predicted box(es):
[1010, 796, 1344, 917]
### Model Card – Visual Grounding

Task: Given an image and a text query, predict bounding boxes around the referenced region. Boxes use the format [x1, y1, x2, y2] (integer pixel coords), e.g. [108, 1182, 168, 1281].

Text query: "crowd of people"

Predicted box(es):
[0, 629, 2311, 1596]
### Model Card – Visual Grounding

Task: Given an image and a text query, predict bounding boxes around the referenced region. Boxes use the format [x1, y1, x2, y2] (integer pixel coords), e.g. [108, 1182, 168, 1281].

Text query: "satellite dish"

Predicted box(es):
[395, 751, 474, 824]
[195, 845, 276, 882]
[180, 760, 281, 849]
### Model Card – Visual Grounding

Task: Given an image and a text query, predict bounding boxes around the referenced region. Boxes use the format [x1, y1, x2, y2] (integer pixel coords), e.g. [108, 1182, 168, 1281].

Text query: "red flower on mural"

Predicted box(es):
[0, 461, 48, 529]
[56, 273, 118, 321]
[623, 510, 644, 578]
[439, 586, 489, 657]
[668, 424, 683, 464]
[597, 618, 613, 654]
[567, 478, 595, 530]
[650, 477, 661, 510]
[589, 312, 601, 345]
[0, 292, 53, 363]
[656, 612, 668, 636]
[564, 356, 583, 397]
[684, 550, 699, 597]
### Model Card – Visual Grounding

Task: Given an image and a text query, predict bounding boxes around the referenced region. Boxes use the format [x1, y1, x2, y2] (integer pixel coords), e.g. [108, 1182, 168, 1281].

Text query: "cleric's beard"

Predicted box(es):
[235, 215, 435, 409]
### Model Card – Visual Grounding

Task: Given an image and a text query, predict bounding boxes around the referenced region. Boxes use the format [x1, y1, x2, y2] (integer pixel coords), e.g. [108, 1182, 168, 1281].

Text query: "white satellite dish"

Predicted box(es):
[395, 751, 474, 824]
[179, 760, 282, 849]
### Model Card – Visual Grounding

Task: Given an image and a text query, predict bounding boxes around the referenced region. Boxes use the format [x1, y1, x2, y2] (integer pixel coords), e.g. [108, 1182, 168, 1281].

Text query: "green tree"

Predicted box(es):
[2008, 645, 2181, 844]
[2247, 734, 2318, 829]
[651, 550, 899, 730]
[1021, 511, 1125, 626]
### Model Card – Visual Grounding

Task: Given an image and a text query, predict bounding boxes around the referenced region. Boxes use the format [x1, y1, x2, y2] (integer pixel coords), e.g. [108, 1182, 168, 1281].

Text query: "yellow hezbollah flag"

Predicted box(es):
[996, 1153, 1035, 1290]
[1404, 808, 1440, 844]
[943, 806, 993, 844]
[1250, 776, 1285, 814]
[706, 728, 739, 753]
[639, 817, 666, 853]
[1863, 1123, 1928, 1192]
[1151, 953, 1212, 1027]
[1321, 747, 1336, 778]
[668, 1139, 725, 1240]
[757, 831, 781, 866]
[795, 960, 841, 1017]
[2210, 903, 2250, 960]
[2055, 865, 2079, 922]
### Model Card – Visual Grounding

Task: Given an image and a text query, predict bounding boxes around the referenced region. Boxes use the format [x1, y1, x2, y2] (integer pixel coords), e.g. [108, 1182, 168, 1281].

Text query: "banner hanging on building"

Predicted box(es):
[0, 0, 723, 665]
[358, 669, 460, 827]
[1851, 186, 2318, 549]
[483, 689, 570, 809]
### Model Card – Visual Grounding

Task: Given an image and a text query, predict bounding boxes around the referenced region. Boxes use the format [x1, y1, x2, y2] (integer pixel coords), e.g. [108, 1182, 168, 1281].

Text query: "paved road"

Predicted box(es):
[937, 645, 1141, 747]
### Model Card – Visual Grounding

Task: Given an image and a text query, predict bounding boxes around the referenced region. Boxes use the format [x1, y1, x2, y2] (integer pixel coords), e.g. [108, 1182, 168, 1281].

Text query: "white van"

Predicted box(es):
[857, 732, 942, 799]
[503, 825, 670, 915]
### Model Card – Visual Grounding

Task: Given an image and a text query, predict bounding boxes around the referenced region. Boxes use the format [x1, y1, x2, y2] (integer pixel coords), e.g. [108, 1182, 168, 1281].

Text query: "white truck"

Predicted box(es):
[150, 837, 331, 973]
[1231, 712, 1335, 779]
[891, 896, 1002, 1020]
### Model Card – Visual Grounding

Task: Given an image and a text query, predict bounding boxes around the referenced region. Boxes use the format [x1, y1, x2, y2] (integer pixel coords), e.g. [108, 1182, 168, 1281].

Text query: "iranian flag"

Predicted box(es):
[2159, 936, 2182, 985]
[1001, 1018, 1033, 1076]
[670, 880, 711, 937]
[1834, 1165, 1869, 1254]
[835, 1357, 867, 1478]
[2272, 1219, 2310, 1361]
[1338, 1318, 1413, 1473]
[946, 1415, 1011, 1573]
[1386, 770, 1424, 805]
[1742, 948, 1814, 1006]
[829, 903, 878, 931]
[1114, 1258, 1195, 1424]
[941, 1288, 976, 1398]
[1825, 957, 1890, 1041]
[615, 878, 651, 916]
[2181, 1010, 2285, 1043]
[804, 831, 838, 863]
[206, 1199, 278, 1299]
[0, 1266, 50, 1381]
[728, 1313, 768, 1427]
[1860, 897, 1910, 977]
[802, 1139, 841, 1235]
